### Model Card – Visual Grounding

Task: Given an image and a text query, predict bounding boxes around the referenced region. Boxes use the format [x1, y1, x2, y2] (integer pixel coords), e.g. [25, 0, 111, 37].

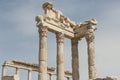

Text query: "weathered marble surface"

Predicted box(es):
[1, 2, 117, 80]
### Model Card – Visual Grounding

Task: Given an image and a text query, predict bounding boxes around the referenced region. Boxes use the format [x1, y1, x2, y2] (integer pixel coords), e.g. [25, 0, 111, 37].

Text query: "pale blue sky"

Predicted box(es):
[0, 0, 120, 80]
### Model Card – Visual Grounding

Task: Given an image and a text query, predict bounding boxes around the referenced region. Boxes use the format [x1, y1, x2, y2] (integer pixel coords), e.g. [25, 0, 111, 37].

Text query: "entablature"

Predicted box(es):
[74, 19, 97, 39]
[35, 2, 97, 39]
[36, 15, 75, 38]
[2, 60, 72, 78]
[3, 60, 55, 74]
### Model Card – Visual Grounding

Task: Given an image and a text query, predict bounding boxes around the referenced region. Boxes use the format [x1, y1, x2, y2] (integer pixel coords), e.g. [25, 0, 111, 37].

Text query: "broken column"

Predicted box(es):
[56, 33, 64, 80]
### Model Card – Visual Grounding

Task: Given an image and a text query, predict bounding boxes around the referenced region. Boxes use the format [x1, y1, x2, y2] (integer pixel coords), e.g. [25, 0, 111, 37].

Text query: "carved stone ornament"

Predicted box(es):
[79, 19, 97, 31]
[42, 2, 76, 30]
[85, 31, 95, 43]
[35, 15, 44, 27]
[42, 2, 53, 10]
[39, 26, 48, 37]
[85, 19, 97, 25]
[56, 33, 64, 43]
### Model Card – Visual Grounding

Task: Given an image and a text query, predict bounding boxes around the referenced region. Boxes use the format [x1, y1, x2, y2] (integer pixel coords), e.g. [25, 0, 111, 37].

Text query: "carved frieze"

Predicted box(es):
[42, 2, 76, 30]
[36, 2, 98, 39]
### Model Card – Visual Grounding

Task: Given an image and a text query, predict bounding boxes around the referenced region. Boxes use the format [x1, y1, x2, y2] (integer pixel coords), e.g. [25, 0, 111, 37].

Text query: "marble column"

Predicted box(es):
[16, 68, 20, 76]
[56, 33, 64, 80]
[71, 39, 79, 80]
[85, 32, 96, 80]
[1, 65, 6, 79]
[28, 70, 31, 80]
[2, 65, 6, 76]
[38, 26, 48, 80]
[49, 74, 52, 80]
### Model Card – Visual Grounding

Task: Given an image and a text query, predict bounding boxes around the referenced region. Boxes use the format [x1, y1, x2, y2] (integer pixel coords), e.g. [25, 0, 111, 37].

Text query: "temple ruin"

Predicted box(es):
[1, 2, 117, 80]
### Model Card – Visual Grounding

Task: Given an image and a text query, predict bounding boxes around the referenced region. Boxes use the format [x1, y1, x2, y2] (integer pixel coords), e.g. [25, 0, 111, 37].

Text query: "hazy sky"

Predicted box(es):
[0, 0, 120, 80]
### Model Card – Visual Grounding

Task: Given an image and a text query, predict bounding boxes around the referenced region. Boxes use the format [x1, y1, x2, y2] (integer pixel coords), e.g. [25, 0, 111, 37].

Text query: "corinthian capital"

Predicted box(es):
[39, 26, 48, 37]
[56, 32, 64, 43]
[85, 31, 95, 43]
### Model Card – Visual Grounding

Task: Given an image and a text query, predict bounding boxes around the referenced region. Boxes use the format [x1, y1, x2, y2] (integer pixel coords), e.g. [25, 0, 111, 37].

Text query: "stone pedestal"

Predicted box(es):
[38, 26, 48, 80]
[85, 32, 96, 80]
[71, 39, 79, 80]
[56, 33, 64, 80]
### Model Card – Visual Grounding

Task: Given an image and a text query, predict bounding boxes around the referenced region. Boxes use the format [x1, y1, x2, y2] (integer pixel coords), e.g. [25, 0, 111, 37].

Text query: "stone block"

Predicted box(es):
[2, 75, 19, 80]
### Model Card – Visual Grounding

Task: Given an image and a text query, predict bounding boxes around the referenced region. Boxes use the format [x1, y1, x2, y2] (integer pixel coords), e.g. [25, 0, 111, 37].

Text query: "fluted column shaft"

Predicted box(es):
[38, 26, 48, 80]
[56, 33, 64, 80]
[71, 39, 79, 80]
[85, 32, 96, 80]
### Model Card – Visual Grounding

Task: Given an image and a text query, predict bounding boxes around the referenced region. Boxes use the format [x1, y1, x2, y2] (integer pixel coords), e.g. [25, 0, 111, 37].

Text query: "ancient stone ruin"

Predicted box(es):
[1, 2, 117, 80]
